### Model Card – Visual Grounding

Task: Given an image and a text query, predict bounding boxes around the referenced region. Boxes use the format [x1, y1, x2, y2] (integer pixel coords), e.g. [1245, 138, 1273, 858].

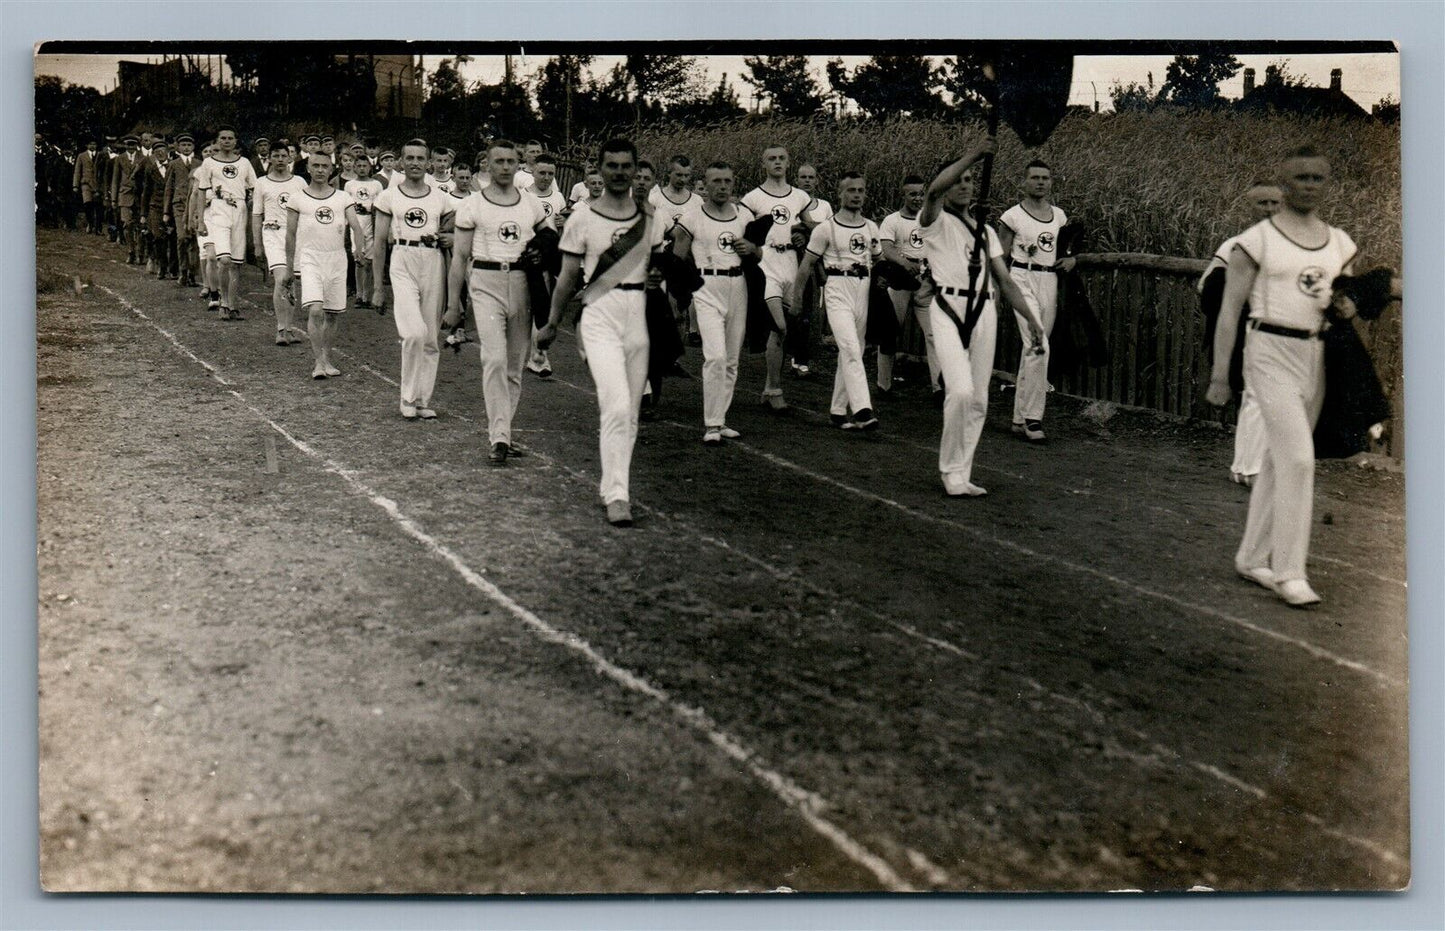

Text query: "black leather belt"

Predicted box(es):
[472, 259, 521, 271]
[936, 285, 979, 298]
[767, 243, 792, 252]
[1249, 319, 1323, 340]
[1010, 259, 1057, 273]
[615, 282, 646, 291]
[702, 267, 743, 276]
[825, 266, 869, 278]
[394, 238, 438, 248]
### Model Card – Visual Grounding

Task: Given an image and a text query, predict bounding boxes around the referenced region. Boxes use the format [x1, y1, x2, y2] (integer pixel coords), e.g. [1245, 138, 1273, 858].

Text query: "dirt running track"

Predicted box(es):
[36, 228, 1408, 893]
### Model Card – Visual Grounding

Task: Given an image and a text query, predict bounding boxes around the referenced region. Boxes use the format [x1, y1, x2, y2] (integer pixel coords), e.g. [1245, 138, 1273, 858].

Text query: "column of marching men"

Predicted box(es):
[62, 126, 1384, 608]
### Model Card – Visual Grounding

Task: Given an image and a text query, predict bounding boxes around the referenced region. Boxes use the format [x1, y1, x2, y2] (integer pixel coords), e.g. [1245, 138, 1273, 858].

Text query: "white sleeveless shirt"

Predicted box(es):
[1233, 218, 1356, 330]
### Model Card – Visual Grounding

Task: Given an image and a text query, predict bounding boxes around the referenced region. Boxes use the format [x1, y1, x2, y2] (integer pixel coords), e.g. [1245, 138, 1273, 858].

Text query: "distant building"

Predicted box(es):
[1234, 66, 1371, 120]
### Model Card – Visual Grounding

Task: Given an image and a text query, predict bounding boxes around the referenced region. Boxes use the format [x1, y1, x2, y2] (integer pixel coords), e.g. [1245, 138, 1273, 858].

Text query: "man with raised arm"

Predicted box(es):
[919, 138, 1042, 497]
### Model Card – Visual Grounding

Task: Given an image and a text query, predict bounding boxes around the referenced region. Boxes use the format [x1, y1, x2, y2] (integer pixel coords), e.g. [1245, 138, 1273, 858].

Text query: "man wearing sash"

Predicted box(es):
[919, 138, 1042, 497]
[537, 138, 667, 528]
[1207, 147, 1358, 608]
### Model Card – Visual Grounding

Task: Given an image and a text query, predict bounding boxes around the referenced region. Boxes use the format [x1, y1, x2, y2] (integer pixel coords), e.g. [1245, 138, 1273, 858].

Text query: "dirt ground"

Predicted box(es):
[36, 228, 1409, 893]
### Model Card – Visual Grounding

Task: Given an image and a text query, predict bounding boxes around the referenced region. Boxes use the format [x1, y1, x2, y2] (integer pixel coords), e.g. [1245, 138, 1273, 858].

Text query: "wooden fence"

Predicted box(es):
[977, 252, 1403, 457]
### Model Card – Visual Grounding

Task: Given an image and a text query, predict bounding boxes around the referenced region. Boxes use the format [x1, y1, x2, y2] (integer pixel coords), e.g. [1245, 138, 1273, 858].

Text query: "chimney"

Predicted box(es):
[1243, 68, 1255, 94]
[1330, 68, 1343, 92]
[1265, 65, 1280, 86]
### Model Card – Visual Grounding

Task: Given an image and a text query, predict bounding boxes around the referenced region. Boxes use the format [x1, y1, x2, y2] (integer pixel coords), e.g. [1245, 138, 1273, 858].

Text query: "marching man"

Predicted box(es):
[1198, 179, 1284, 486]
[371, 140, 457, 419]
[919, 138, 1043, 496]
[1207, 146, 1358, 608]
[193, 126, 257, 320]
[252, 146, 308, 344]
[791, 172, 882, 432]
[741, 145, 813, 412]
[445, 139, 553, 465]
[672, 161, 758, 444]
[878, 174, 941, 401]
[285, 150, 366, 380]
[524, 152, 568, 379]
[536, 138, 668, 528]
[997, 159, 1074, 442]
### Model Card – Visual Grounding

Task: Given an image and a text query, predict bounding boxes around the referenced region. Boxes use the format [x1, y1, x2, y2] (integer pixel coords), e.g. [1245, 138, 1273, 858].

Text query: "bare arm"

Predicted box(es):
[371, 212, 392, 307]
[879, 238, 910, 268]
[919, 136, 996, 228]
[445, 227, 475, 327]
[284, 209, 299, 273]
[790, 251, 821, 310]
[1206, 245, 1258, 406]
[536, 253, 584, 348]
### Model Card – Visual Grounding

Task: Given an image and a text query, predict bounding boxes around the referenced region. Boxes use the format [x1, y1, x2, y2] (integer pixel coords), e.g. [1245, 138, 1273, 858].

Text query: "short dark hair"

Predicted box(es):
[668, 154, 691, 169]
[525, 138, 543, 148]
[216, 124, 237, 137]
[402, 138, 429, 155]
[431, 145, 454, 157]
[1248, 178, 1282, 189]
[636, 159, 655, 174]
[901, 174, 926, 187]
[1024, 159, 1051, 175]
[839, 170, 865, 183]
[534, 152, 557, 167]
[488, 139, 518, 154]
[598, 137, 638, 163]
[1284, 144, 1325, 161]
[706, 160, 732, 173]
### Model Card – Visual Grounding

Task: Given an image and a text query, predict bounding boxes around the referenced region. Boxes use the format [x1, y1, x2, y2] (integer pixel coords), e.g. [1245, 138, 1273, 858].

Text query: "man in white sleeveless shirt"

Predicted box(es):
[446, 139, 554, 465]
[1207, 146, 1357, 608]
[998, 159, 1074, 442]
[919, 138, 1041, 497]
[672, 161, 759, 443]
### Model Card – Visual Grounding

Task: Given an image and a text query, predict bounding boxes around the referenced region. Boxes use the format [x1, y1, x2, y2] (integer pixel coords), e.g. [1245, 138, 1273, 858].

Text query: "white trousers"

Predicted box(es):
[825, 277, 873, 417]
[885, 282, 940, 389]
[1231, 386, 1266, 476]
[1010, 268, 1058, 423]
[1236, 328, 1325, 583]
[579, 291, 650, 505]
[470, 268, 532, 446]
[695, 276, 748, 427]
[931, 298, 997, 481]
[390, 246, 446, 407]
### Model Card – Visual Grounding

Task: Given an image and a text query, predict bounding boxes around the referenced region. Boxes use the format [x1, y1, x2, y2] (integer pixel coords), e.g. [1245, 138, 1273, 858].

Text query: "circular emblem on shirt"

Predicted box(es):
[403, 207, 428, 228]
[541, 202, 554, 216]
[909, 229, 924, 249]
[1298, 266, 1328, 298]
[848, 232, 867, 254]
[1036, 231, 1055, 253]
[770, 205, 791, 224]
[315, 206, 334, 224]
[221, 164, 238, 179]
[717, 231, 737, 253]
[498, 221, 521, 243]
[278, 193, 291, 207]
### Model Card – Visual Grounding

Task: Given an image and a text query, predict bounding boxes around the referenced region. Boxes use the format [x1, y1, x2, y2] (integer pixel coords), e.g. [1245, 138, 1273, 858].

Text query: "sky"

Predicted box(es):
[34, 50, 1400, 113]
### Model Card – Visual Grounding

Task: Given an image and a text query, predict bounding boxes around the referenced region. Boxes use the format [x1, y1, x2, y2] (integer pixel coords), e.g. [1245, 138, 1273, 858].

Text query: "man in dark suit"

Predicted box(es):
[139, 139, 175, 278]
[72, 139, 102, 234]
[98, 137, 118, 241]
[165, 134, 200, 287]
[111, 135, 144, 263]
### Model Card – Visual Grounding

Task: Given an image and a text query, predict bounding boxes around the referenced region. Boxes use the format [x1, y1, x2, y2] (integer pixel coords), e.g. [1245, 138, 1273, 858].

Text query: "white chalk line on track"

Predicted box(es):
[532, 363, 1401, 692]
[90, 268, 1407, 871]
[92, 282, 920, 893]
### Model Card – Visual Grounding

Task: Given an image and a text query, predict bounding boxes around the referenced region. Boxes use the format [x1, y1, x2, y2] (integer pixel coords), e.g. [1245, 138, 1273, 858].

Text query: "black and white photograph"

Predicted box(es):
[32, 36, 1411, 897]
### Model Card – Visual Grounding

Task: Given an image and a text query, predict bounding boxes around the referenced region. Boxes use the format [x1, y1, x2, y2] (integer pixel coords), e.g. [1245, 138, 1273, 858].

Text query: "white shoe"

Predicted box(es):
[400, 402, 418, 419]
[942, 473, 986, 497]
[312, 365, 328, 380]
[417, 408, 437, 420]
[1275, 579, 1321, 608]
[1236, 565, 1275, 591]
[718, 425, 740, 439]
[323, 363, 341, 377]
[1231, 471, 1255, 487]
[606, 500, 634, 527]
[702, 428, 722, 445]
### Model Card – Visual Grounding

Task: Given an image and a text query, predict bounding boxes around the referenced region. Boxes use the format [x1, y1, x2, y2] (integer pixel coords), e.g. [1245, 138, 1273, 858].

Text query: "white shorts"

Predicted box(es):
[203, 199, 247, 261]
[760, 247, 798, 303]
[261, 227, 288, 269]
[297, 250, 348, 311]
